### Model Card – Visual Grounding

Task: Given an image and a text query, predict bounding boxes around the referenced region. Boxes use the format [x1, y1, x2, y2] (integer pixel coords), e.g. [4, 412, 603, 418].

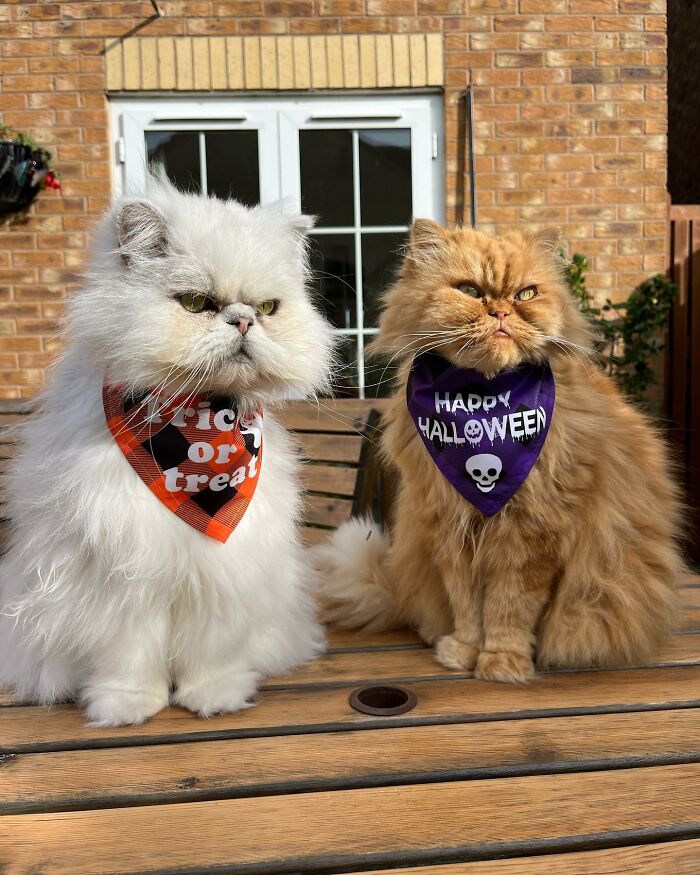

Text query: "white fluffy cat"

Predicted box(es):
[0, 176, 334, 726]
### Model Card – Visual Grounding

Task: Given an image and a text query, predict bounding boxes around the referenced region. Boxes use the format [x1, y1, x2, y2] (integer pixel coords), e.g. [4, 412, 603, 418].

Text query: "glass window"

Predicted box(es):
[145, 129, 260, 205]
[205, 130, 259, 206]
[359, 129, 412, 226]
[145, 131, 200, 193]
[301, 127, 413, 397]
[299, 129, 354, 227]
[361, 231, 407, 328]
[333, 335, 359, 399]
[309, 233, 357, 329]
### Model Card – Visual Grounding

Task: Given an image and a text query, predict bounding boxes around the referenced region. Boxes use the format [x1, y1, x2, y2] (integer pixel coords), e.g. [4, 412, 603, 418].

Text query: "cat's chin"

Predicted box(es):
[437, 336, 524, 375]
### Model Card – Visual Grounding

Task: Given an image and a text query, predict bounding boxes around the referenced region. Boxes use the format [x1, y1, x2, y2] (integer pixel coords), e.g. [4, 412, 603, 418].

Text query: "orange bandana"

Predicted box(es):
[103, 385, 262, 543]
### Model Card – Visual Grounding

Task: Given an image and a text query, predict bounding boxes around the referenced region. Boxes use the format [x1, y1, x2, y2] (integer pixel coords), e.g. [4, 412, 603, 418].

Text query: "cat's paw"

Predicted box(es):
[173, 670, 259, 718]
[475, 650, 534, 684]
[83, 687, 169, 727]
[434, 635, 480, 672]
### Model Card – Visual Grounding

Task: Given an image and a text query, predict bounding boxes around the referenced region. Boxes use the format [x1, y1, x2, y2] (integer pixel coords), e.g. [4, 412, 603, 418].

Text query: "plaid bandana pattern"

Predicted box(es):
[103, 384, 263, 543]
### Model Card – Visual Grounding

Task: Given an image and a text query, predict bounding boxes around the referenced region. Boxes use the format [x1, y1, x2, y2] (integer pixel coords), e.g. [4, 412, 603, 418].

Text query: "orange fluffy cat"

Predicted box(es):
[315, 220, 683, 683]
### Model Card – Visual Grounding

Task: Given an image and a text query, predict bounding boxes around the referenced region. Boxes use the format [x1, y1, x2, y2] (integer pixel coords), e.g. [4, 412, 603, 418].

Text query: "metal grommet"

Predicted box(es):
[349, 684, 417, 716]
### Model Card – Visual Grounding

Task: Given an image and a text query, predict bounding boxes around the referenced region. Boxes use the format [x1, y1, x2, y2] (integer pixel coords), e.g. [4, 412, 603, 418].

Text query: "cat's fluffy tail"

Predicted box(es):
[312, 517, 398, 632]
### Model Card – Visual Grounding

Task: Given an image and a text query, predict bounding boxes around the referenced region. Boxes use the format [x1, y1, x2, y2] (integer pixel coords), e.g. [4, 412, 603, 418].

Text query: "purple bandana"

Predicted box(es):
[407, 352, 555, 515]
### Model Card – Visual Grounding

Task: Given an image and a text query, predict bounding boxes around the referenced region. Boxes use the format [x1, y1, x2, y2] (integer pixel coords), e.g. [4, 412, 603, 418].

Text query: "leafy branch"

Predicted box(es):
[563, 252, 677, 400]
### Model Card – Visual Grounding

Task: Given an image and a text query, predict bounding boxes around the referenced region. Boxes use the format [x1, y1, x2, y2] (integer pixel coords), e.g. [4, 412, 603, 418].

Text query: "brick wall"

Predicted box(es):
[0, 0, 667, 399]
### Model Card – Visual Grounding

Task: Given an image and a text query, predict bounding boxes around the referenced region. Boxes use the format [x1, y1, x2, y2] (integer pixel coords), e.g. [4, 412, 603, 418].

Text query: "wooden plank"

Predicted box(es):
[3, 764, 700, 874]
[297, 432, 363, 463]
[669, 204, 700, 221]
[358, 839, 700, 874]
[278, 398, 385, 433]
[300, 463, 357, 496]
[2, 633, 698, 709]
[3, 710, 699, 815]
[303, 494, 354, 528]
[326, 627, 423, 649]
[2, 665, 699, 754]
[262, 633, 700, 688]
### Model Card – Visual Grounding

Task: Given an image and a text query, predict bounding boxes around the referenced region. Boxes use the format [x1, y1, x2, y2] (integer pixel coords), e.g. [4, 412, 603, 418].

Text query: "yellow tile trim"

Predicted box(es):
[105, 34, 444, 91]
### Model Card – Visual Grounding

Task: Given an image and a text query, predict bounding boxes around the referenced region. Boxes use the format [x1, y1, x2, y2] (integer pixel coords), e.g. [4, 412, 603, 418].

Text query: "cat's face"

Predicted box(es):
[73, 178, 334, 402]
[372, 220, 589, 376]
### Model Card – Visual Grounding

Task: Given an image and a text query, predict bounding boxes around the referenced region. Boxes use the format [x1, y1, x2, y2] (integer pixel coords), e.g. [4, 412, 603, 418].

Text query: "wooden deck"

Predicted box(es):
[1, 576, 699, 873]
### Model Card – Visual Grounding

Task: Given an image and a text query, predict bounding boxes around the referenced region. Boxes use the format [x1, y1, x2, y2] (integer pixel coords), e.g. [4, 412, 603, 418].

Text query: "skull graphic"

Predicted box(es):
[464, 419, 483, 447]
[465, 453, 502, 493]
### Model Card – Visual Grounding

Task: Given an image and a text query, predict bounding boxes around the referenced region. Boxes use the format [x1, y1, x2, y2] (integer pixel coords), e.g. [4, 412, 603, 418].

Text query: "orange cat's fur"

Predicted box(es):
[315, 220, 684, 683]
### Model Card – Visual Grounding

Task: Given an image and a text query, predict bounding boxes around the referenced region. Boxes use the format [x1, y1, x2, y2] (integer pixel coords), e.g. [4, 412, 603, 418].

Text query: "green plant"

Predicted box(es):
[562, 251, 677, 400]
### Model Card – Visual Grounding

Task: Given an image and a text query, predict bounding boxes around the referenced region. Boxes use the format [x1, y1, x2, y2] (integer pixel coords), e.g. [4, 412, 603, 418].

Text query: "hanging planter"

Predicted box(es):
[0, 127, 60, 215]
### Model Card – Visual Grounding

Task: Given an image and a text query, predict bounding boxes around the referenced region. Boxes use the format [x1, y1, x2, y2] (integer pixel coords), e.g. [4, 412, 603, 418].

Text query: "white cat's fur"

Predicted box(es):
[0, 177, 334, 726]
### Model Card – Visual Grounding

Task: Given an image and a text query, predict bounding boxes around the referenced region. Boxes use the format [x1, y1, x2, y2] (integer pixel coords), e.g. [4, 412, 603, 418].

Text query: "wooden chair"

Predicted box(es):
[0, 397, 390, 550]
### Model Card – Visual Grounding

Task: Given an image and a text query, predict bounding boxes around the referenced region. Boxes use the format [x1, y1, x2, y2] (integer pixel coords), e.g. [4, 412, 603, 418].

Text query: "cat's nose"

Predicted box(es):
[489, 308, 510, 321]
[232, 317, 252, 335]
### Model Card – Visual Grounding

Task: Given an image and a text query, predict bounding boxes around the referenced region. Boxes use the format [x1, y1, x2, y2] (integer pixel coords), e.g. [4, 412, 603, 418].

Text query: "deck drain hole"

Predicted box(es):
[349, 685, 417, 716]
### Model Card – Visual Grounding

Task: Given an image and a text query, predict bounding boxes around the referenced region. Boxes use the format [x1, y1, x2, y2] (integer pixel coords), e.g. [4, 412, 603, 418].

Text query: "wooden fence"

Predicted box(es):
[667, 204, 700, 565]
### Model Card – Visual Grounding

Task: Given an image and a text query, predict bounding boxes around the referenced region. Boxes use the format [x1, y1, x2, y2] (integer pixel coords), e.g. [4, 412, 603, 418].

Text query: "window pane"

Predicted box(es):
[309, 233, 357, 329]
[205, 130, 260, 206]
[361, 232, 407, 327]
[300, 130, 354, 227]
[364, 336, 399, 399]
[359, 129, 412, 226]
[145, 131, 200, 193]
[332, 335, 359, 398]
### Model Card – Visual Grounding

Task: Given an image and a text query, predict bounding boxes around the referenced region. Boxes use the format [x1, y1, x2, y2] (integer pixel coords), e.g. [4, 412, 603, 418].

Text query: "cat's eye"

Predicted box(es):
[256, 300, 278, 316]
[179, 292, 216, 313]
[515, 286, 538, 302]
[457, 282, 482, 298]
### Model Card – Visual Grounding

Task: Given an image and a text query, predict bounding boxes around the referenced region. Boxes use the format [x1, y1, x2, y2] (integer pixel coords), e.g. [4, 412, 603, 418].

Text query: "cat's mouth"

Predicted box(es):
[231, 346, 252, 363]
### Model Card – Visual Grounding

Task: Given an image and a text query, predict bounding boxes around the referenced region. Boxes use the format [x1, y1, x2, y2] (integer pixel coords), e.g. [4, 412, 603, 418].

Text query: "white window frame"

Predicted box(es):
[109, 93, 444, 396]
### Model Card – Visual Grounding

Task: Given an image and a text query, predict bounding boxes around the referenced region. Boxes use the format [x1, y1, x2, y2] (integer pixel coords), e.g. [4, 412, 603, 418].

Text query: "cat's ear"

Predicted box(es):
[287, 213, 315, 236]
[410, 218, 448, 250]
[115, 199, 169, 266]
[530, 227, 561, 253]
